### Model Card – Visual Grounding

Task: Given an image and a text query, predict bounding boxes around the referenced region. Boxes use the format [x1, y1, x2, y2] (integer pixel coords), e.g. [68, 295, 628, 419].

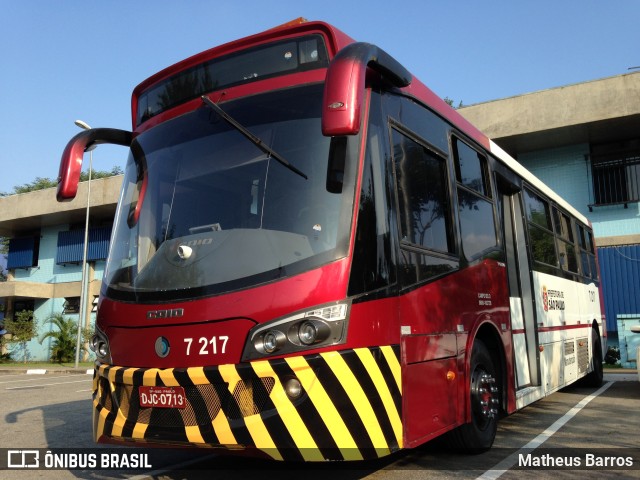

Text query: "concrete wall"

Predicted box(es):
[0, 175, 121, 237]
[460, 72, 640, 142]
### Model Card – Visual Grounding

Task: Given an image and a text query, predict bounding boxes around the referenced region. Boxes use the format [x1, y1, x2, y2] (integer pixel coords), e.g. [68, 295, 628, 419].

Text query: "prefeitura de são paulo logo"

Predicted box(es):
[541, 285, 566, 312]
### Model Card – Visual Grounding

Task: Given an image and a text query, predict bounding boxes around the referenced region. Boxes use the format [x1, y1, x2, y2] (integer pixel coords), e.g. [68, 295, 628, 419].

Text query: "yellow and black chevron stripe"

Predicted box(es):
[93, 345, 402, 461]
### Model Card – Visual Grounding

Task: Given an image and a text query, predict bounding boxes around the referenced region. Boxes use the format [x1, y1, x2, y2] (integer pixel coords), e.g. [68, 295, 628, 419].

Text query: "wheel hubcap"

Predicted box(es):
[471, 369, 499, 427]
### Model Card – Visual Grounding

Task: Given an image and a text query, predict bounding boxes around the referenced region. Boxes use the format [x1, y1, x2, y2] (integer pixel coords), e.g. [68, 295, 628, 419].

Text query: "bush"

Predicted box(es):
[4, 310, 37, 363]
[39, 313, 80, 363]
[604, 346, 620, 365]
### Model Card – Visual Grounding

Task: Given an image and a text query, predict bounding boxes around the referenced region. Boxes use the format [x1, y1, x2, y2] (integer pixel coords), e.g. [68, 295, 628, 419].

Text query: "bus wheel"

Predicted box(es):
[579, 328, 603, 388]
[446, 340, 498, 452]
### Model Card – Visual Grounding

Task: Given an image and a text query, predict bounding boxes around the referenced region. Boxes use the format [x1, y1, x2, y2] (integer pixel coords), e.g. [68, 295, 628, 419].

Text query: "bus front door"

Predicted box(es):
[499, 185, 540, 391]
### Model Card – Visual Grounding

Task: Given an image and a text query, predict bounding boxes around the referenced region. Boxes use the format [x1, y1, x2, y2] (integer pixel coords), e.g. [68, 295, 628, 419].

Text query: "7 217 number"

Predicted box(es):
[184, 336, 229, 356]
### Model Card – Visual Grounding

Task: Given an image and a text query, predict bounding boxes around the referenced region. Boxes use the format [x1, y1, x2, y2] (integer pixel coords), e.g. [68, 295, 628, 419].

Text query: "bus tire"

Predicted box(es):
[579, 328, 603, 388]
[446, 339, 498, 452]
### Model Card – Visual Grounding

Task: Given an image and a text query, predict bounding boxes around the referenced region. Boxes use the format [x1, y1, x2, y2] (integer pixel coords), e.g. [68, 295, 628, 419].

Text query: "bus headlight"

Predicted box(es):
[263, 331, 280, 352]
[97, 342, 109, 358]
[255, 330, 286, 354]
[298, 319, 330, 345]
[92, 324, 112, 364]
[242, 302, 349, 361]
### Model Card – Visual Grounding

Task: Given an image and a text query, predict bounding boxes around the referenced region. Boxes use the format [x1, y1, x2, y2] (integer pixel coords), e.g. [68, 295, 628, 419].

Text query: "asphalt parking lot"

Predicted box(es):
[0, 369, 638, 479]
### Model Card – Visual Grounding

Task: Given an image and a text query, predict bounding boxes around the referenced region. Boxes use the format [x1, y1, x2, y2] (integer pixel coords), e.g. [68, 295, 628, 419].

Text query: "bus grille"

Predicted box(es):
[99, 376, 276, 426]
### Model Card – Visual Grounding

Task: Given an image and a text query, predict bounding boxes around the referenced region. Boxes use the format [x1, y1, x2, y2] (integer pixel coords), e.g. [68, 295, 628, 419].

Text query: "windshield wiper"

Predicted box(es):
[201, 95, 308, 180]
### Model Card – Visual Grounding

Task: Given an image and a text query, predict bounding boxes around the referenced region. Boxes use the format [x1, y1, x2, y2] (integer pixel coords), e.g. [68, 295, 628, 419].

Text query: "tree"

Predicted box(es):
[444, 96, 465, 109]
[1, 166, 123, 196]
[4, 310, 37, 363]
[39, 313, 80, 363]
[79, 166, 123, 182]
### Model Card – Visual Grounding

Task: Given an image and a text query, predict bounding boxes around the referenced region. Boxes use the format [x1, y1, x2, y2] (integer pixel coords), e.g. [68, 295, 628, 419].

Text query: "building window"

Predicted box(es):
[590, 139, 640, 208]
[63, 297, 81, 314]
[56, 226, 112, 265]
[6, 236, 39, 269]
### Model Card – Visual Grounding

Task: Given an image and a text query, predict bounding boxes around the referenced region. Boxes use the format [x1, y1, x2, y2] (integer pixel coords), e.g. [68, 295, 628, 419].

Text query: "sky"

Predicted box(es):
[1, 0, 639, 195]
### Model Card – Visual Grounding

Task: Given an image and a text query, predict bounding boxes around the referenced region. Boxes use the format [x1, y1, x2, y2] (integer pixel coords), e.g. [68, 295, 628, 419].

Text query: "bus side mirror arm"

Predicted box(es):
[57, 128, 133, 202]
[321, 42, 412, 136]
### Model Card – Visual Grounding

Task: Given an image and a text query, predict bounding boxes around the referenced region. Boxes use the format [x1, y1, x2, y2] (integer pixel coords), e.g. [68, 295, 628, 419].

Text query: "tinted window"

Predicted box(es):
[577, 223, 598, 280]
[454, 139, 491, 197]
[524, 188, 558, 271]
[557, 239, 579, 273]
[392, 128, 453, 254]
[105, 85, 358, 302]
[553, 208, 574, 241]
[384, 95, 449, 153]
[524, 189, 552, 230]
[137, 35, 329, 125]
[453, 138, 497, 260]
[349, 93, 395, 295]
[529, 224, 558, 267]
[458, 190, 497, 259]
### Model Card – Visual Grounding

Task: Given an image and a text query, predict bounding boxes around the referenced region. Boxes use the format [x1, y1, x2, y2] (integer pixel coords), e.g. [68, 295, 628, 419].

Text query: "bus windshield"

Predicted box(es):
[104, 84, 356, 302]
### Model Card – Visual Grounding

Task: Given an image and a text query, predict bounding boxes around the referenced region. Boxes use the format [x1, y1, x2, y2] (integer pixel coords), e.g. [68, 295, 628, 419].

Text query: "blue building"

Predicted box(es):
[461, 71, 640, 366]
[0, 176, 121, 361]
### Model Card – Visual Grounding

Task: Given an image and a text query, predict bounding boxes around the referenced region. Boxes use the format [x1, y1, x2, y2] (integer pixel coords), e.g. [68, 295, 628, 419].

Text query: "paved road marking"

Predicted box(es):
[0, 374, 86, 385]
[6, 379, 92, 390]
[476, 381, 614, 480]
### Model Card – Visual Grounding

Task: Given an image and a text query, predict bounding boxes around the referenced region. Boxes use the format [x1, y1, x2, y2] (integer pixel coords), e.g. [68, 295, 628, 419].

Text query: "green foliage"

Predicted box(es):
[3, 166, 123, 196]
[604, 346, 620, 365]
[39, 312, 84, 363]
[12, 177, 58, 193]
[443, 97, 465, 109]
[4, 310, 37, 363]
[79, 166, 123, 182]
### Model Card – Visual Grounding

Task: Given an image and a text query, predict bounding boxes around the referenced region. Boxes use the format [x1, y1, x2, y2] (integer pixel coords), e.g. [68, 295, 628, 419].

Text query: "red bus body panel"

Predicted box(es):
[397, 260, 514, 446]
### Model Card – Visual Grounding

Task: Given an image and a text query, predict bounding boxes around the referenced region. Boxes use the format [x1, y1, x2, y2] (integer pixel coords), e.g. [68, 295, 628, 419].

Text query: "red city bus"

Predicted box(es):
[57, 18, 605, 461]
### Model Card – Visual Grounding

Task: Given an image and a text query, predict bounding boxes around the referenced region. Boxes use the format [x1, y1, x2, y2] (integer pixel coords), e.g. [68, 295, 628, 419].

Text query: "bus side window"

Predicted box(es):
[392, 128, 454, 254]
[524, 188, 558, 273]
[553, 208, 579, 276]
[390, 127, 458, 286]
[578, 224, 598, 281]
[452, 138, 497, 261]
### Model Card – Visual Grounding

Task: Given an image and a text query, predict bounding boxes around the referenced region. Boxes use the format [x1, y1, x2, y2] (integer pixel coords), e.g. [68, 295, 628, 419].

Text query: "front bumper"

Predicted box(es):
[93, 346, 402, 461]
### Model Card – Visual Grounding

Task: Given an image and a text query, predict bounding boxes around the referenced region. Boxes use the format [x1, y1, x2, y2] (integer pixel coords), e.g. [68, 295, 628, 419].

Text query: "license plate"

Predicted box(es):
[139, 386, 186, 409]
